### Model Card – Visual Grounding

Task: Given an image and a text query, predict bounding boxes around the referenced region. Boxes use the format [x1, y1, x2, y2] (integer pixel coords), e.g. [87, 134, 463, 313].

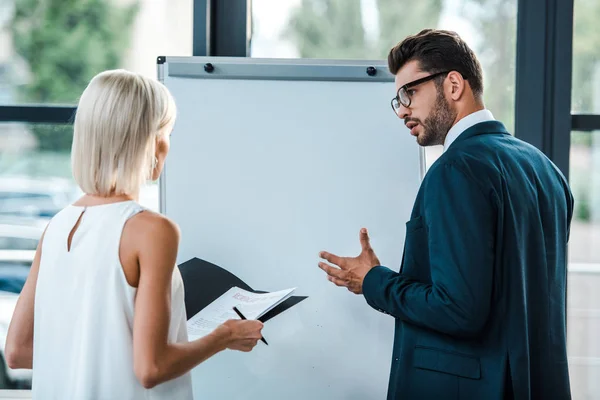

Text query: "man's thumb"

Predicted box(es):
[359, 228, 371, 251]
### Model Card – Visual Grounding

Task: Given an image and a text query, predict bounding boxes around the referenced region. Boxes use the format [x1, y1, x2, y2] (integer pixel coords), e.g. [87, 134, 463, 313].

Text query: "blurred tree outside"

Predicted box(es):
[284, 0, 442, 60]
[374, 0, 442, 59]
[284, 0, 369, 59]
[571, 0, 600, 114]
[460, 0, 516, 133]
[10, 0, 139, 153]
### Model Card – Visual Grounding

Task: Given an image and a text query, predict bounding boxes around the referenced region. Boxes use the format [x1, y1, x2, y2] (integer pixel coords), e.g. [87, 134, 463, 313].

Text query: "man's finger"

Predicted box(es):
[328, 276, 349, 288]
[318, 262, 347, 280]
[359, 228, 371, 252]
[319, 251, 344, 268]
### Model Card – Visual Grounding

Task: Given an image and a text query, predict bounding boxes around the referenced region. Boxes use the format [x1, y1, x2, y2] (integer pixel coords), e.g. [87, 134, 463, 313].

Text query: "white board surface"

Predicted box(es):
[160, 57, 423, 400]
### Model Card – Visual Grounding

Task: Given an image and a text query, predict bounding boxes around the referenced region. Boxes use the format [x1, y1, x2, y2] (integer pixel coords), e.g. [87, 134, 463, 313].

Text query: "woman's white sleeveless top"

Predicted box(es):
[32, 200, 193, 399]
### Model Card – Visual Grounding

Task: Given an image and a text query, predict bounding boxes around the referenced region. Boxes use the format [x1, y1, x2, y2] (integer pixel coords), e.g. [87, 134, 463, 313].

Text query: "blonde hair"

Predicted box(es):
[71, 69, 176, 196]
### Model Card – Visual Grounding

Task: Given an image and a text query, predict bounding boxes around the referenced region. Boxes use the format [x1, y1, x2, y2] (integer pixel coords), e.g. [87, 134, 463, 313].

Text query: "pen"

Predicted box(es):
[232, 306, 268, 346]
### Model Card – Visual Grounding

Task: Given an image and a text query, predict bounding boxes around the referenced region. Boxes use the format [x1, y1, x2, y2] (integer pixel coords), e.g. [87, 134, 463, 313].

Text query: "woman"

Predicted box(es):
[5, 69, 263, 399]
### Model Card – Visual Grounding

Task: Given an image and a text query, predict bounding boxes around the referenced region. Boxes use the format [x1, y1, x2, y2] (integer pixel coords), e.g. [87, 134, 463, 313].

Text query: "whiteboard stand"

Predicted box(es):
[158, 56, 424, 400]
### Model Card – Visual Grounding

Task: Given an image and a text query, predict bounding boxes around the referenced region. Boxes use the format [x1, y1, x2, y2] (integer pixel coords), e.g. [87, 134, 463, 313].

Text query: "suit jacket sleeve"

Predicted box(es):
[363, 162, 496, 338]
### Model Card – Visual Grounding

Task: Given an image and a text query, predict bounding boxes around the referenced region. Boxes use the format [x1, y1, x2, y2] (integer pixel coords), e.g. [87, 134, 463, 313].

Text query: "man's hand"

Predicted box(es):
[318, 228, 381, 294]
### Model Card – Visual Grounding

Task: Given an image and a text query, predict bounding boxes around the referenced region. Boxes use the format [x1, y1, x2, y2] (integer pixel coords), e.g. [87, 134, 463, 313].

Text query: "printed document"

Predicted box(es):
[187, 286, 296, 340]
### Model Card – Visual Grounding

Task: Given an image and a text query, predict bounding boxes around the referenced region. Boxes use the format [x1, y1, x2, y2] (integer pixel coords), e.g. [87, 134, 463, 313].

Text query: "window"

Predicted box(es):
[251, 0, 517, 168]
[571, 0, 600, 114]
[568, 130, 600, 397]
[0, 0, 192, 106]
[567, 132, 600, 400]
[568, 0, 600, 398]
[0, 235, 39, 251]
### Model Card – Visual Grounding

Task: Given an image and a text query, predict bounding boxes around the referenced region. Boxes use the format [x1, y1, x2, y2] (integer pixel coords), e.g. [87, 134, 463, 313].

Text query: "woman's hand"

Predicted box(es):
[216, 320, 264, 352]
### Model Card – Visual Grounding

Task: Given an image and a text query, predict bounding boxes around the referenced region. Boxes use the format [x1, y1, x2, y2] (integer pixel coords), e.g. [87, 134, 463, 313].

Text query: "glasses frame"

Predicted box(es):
[391, 71, 451, 113]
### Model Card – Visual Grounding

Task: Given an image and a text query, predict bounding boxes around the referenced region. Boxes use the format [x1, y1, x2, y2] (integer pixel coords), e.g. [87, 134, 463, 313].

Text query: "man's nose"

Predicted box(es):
[397, 104, 410, 120]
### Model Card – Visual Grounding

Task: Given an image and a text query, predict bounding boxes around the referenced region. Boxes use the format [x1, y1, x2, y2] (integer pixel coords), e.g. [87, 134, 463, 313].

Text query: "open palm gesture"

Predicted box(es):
[318, 228, 381, 294]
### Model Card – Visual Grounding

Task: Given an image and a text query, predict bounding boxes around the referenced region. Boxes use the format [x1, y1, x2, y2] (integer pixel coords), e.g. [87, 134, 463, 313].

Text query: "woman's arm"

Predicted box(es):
[129, 213, 263, 389]
[5, 230, 46, 369]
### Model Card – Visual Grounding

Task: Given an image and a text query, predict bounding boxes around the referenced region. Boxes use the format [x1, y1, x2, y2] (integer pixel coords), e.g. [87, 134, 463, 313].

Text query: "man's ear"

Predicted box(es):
[446, 71, 466, 100]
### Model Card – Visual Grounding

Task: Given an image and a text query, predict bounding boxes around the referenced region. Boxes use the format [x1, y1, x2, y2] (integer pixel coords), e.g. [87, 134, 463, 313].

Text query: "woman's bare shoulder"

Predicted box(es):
[122, 209, 180, 257]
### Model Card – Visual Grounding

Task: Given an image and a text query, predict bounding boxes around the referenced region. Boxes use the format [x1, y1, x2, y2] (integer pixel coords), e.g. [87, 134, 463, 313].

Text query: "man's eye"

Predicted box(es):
[408, 89, 416, 96]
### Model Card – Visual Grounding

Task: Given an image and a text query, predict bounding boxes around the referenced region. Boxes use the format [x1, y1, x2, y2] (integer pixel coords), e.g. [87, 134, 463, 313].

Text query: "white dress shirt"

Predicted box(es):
[443, 109, 495, 152]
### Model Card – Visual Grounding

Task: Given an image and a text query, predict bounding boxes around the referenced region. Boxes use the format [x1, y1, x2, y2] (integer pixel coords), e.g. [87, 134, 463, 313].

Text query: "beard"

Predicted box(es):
[415, 91, 457, 147]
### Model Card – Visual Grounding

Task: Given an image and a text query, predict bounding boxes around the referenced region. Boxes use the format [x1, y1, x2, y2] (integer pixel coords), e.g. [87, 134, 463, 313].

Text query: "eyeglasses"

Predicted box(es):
[391, 71, 450, 114]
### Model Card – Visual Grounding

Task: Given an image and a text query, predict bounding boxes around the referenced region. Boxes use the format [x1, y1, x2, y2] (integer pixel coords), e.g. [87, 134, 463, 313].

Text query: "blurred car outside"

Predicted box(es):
[0, 175, 81, 219]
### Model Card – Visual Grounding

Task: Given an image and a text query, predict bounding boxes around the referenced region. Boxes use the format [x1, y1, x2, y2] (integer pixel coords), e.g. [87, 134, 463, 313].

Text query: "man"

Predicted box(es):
[318, 29, 573, 400]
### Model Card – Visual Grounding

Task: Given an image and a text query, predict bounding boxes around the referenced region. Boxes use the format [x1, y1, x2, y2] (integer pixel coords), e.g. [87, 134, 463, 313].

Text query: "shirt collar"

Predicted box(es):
[443, 109, 495, 152]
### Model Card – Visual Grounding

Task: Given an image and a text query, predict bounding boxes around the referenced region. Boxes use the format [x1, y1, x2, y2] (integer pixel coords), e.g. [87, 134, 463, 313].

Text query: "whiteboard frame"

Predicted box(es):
[156, 56, 427, 399]
[157, 56, 426, 214]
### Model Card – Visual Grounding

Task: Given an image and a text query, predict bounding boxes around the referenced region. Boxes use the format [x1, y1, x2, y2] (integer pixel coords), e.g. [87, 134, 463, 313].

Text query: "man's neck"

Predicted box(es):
[441, 104, 494, 151]
[451, 102, 485, 127]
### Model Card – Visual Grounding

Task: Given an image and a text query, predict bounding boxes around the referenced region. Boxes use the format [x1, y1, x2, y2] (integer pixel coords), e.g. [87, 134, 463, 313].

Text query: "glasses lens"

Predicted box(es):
[399, 88, 410, 108]
[391, 98, 400, 112]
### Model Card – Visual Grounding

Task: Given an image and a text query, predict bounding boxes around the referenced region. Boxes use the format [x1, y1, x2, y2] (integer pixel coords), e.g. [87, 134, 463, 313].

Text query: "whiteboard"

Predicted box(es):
[159, 57, 423, 400]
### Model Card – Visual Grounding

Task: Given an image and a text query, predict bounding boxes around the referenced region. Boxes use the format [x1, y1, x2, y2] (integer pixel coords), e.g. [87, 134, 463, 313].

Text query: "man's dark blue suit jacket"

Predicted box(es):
[363, 121, 573, 400]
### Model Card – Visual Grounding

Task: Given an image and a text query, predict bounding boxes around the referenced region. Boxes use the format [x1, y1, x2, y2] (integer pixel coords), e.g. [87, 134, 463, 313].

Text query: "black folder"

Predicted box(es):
[178, 257, 307, 323]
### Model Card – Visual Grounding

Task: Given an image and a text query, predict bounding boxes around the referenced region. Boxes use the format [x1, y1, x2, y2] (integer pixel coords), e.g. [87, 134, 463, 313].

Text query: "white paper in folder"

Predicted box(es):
[187, 286, 296, 340]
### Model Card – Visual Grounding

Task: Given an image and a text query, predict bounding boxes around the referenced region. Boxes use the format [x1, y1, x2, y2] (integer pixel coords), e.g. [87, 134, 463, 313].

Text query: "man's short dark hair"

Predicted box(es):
[388, 29, 484, 98]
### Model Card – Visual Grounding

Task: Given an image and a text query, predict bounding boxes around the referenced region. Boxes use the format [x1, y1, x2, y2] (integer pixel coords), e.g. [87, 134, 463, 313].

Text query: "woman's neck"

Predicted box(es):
[72, 192, 137, 207]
